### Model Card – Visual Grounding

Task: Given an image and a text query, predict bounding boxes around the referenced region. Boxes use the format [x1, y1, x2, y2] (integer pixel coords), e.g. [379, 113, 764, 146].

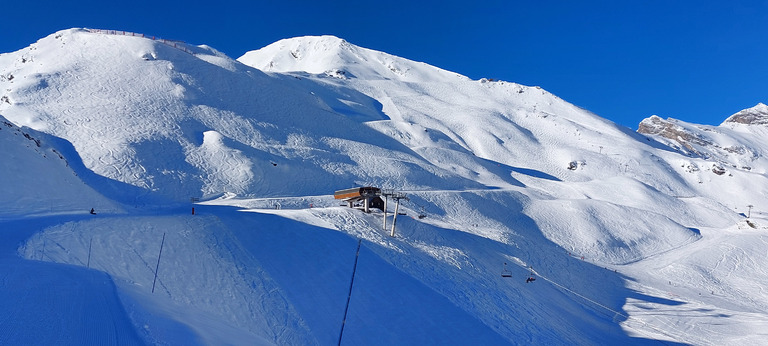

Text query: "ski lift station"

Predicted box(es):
[334, 186, 384, 213]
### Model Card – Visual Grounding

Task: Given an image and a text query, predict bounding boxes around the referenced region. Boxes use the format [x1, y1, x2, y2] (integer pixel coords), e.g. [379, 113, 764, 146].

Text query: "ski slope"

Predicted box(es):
[2, 28, 768, 344]
[1, 217, 141, 344]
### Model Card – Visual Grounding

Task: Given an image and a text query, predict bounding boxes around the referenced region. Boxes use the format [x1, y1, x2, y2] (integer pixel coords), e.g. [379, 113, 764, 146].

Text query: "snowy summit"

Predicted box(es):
[238, 35, 469, 82]
[1, 28, 767, 345]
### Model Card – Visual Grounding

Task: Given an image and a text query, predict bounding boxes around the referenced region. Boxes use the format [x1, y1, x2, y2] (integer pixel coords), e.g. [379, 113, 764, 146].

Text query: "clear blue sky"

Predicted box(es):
[3, 0, 766, 128]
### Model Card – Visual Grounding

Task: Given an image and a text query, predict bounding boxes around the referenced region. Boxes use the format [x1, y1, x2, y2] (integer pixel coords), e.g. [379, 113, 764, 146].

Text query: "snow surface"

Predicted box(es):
[2, 28, 768, 344]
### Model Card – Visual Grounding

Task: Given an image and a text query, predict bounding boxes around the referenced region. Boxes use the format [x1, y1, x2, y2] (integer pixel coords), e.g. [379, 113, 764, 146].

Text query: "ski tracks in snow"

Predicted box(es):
[1, 220, 142, 345]
[17, 213, 315, 345]
[0, 263, 141, 345]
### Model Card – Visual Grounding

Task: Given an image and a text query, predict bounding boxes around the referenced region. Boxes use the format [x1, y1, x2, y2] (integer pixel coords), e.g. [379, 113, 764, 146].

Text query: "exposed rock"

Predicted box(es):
[567, 160, 586, 171]
[711, 163, 726, 175]
[723, 103, 768, 125]
[638, 116, 712, 156]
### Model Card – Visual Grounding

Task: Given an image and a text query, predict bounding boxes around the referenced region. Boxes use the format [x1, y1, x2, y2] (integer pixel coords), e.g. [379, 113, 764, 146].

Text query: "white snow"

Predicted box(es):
[2, 28, 768, 345]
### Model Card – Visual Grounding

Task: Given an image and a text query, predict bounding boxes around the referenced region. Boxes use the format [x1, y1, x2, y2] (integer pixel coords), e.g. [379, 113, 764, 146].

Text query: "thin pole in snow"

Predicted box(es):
[382, 194, 388, 230]
[151, 232, 166, 293]
[338, 238, 362, 346]
[86, 237, 93, 268]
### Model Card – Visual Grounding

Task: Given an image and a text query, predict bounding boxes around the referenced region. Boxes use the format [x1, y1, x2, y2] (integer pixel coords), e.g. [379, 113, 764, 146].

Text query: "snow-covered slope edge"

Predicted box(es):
[0, 113, 120, 218]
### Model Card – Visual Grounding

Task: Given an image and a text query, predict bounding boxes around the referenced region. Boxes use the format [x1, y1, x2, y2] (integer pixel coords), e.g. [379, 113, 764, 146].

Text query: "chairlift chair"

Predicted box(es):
[501, 262, 512, 278]
[526, 266, 536, 283]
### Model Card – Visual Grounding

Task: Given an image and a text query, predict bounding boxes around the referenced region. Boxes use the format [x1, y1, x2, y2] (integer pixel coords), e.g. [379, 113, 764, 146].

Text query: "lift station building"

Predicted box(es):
[334, 186, 384, 212]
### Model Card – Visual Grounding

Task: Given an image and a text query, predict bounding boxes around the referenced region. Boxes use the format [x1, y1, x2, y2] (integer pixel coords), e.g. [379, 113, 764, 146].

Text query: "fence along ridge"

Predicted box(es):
[84, 28, 194, 55]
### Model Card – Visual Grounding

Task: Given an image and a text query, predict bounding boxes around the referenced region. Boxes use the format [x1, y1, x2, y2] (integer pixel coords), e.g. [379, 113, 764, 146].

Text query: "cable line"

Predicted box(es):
[505, 260, 696, 345]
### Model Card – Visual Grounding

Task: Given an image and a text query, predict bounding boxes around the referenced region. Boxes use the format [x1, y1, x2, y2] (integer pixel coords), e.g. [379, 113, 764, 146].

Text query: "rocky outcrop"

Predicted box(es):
[723, 103, 768, 125]
[638, 116, 712, 156]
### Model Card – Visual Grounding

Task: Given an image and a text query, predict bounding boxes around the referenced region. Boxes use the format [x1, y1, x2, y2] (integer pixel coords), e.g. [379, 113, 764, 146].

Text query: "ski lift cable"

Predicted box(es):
[504, 261, 693, 345]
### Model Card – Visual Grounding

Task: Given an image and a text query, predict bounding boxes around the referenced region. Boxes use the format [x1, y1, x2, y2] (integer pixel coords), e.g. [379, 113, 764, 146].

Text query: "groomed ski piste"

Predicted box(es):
[2, 28, 768, 345]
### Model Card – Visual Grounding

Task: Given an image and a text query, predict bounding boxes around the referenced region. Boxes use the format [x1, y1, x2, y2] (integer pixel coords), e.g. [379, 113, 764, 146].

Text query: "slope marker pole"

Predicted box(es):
[151, 232, 166, 293]
[86, 237, 93, 268]
[338, 239, 362, 346]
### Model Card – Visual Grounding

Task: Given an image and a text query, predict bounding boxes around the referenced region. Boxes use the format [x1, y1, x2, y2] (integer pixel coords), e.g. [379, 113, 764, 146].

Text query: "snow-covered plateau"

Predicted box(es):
[1, 28, 767, 345]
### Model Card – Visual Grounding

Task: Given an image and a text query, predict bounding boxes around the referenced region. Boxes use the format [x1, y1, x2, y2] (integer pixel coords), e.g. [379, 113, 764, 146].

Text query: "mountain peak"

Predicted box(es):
[238, 35, 366, 76]
[238, 35, 468, 82]
[723, 103, 768, 125]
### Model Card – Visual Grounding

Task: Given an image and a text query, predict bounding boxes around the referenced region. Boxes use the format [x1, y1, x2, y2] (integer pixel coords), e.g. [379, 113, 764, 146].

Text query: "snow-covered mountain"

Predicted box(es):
[1, 28, 767, 345]
[639, 103, 768, 173]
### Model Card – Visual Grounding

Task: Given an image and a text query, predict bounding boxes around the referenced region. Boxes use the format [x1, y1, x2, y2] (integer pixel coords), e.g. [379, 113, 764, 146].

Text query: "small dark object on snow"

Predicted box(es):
[90, 208, 96, 215]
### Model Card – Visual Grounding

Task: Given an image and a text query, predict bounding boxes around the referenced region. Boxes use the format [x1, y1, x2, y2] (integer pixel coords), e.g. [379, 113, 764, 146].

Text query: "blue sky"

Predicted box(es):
[3, 0, 766, 128]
